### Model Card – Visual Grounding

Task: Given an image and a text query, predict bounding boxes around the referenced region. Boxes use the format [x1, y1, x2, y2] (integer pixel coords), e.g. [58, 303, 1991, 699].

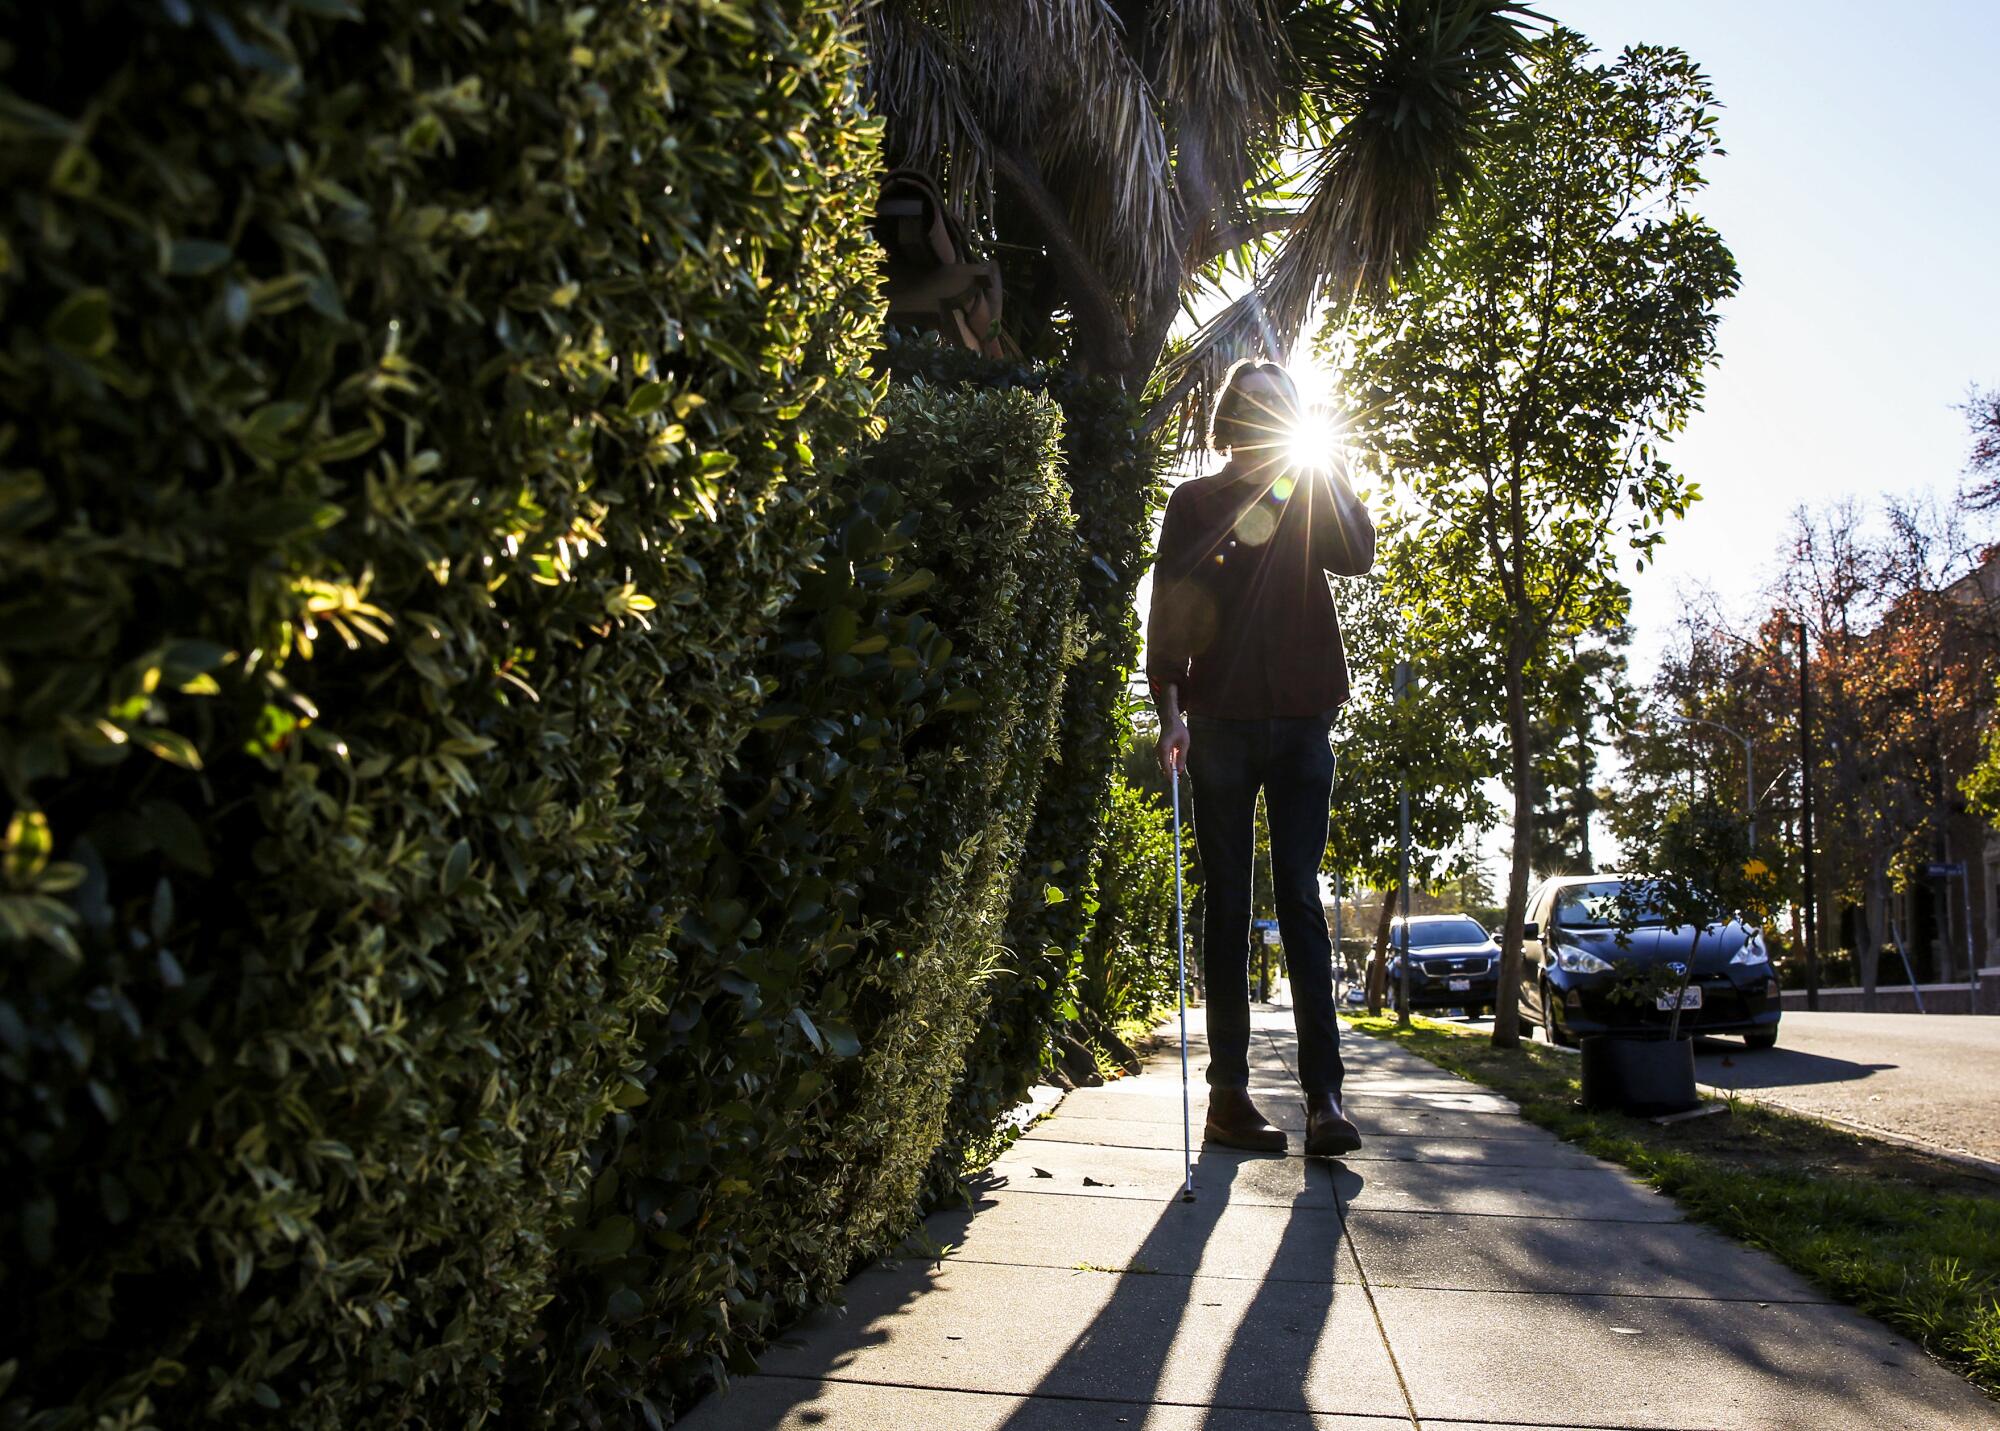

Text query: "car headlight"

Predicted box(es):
[1554, 947, 1612, 974]
[1730, 933, 1769, 966]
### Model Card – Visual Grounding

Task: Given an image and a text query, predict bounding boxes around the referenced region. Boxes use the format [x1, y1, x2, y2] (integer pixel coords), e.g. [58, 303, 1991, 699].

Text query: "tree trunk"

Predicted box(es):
[1860, 861, 1888, 1008]
[1493, 628, 1535, 1048]
[1367, 884, 1397, 1016]
[1575, 706, 1594, 872]
[1934, 874, 1954, 983]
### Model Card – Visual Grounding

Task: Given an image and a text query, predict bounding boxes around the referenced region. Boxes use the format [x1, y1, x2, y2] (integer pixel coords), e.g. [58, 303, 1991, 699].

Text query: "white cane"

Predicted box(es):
[1172, 760, 1195, 1203]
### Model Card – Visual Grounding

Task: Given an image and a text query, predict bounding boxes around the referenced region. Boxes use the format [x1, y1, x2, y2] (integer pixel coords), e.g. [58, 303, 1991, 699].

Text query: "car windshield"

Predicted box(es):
[1553, 881, 1667, 929]
[1401, 917, 1488, 948]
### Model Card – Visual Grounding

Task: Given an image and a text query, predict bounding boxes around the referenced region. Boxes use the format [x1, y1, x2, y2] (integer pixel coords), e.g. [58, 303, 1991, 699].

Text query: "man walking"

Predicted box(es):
[1149, 360, 1373, 1157]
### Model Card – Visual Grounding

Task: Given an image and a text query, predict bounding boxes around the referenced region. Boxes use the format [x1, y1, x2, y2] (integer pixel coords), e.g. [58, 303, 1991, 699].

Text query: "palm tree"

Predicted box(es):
[862, 0, 1537, 433]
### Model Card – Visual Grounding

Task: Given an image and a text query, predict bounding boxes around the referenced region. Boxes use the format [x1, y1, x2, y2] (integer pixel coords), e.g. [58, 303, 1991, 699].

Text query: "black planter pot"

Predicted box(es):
[1579, 1033, 1698, 1115]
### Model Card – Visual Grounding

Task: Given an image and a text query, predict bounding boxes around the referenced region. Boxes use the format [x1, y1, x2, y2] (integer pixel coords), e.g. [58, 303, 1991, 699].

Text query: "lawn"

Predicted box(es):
[1342, 1012, 2000, 1396]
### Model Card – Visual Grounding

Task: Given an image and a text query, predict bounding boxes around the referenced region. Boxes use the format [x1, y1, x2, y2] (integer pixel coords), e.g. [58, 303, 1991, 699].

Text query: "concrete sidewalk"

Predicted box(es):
[683, 1008, 1994, 1429]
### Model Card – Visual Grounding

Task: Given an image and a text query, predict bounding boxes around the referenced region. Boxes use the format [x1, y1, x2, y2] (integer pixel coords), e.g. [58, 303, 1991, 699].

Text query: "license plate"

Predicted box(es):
[1656, 987, 1703, 1011]
[1448, 978, 1472, 991]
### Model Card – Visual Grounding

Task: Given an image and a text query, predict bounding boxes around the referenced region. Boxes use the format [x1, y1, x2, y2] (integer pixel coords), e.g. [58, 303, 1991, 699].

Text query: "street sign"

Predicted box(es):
[1261, 928, 1282, 946]
[1252, 918, 1278, 931]
[1926, 862, 1967, 878]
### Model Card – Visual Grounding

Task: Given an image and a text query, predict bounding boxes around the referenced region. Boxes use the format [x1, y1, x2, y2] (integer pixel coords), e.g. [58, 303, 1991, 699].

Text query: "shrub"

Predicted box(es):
[1080, 772, 1199, 1029]
[0, 1, 881, 1425]
[531, 379, 1079, 1422]
[875, 339, 1166, 1158]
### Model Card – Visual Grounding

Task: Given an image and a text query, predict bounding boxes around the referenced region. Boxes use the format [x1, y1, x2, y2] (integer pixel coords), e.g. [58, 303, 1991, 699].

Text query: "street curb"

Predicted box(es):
[1694, 1081, 2000, 1186]
[1341, 1012, 2000, 1185]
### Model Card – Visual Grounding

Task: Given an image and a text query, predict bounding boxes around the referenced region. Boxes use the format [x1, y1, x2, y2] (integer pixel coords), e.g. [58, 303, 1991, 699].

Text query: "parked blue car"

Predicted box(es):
[1518, 875, 1782, 1049]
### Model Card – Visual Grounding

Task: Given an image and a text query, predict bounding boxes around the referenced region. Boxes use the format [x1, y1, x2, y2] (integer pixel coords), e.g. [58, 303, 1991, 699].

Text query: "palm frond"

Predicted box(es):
[862, 1, 998, 229]
[865, 1, 1179, 311]
[981, 1, 1179, 303]
[1152, 0, 1298, 276]
[1152, 0, 1539, 438]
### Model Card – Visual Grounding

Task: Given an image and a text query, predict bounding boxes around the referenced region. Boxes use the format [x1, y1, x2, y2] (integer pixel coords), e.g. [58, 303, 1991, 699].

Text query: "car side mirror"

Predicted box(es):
[1520, 921, 1539, 942]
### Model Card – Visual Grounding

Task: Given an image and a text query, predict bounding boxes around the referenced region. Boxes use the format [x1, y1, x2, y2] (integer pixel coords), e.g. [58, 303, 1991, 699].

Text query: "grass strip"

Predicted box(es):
[1342, 1012, 2000, 1396]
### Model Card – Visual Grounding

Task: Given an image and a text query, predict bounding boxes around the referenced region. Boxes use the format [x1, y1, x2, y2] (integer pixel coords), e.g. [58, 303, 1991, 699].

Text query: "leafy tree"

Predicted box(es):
[1337, 31, 1738, 1046]
[1958, 385, 2000, 510]
[863, 0, 1537, 421]
[1526, 623, 1631, 874]
[1612, 491, 2000, 994]
[1325, 541, 1500, 1011]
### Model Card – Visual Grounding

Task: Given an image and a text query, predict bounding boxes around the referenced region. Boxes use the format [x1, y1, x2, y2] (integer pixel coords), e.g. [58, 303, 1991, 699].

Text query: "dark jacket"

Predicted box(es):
[1145, 459, 1375, 719]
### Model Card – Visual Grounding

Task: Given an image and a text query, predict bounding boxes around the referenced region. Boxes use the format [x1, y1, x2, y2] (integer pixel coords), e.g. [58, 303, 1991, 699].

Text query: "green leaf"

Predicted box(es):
[440, 839, 472, 896]
[131, 727, 203, 770]
[165, 239, 232, 277]
[819, 1019, 861, 1059]
[626, 381, 670, 417]
[46, 288, 115, 358]
[881, 568, 936, 599]
[3, 809, 52, 886]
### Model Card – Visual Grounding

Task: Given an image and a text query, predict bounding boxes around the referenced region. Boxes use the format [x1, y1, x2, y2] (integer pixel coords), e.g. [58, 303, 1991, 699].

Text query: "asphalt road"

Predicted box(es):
[1434, 1005, 2000, 1166]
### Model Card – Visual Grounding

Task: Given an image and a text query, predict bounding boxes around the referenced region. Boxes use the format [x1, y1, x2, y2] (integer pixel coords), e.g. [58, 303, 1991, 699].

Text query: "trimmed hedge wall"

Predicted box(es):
[3, 4, 1163, 1424]
[879, 341, 1166, 1157]
[0, 2, 881, 1426]
[1080, 770, 1198, 1030]
[534, 379, 1079, 1422]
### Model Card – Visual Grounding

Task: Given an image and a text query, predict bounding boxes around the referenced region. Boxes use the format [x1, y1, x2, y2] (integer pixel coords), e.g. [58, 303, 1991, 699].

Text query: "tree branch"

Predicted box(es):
[993, 144, 1134, 376]
[1195, 209, 1301, 266]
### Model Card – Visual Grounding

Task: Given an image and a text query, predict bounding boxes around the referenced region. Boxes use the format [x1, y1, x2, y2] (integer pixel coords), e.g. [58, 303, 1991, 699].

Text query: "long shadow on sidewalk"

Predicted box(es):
[986, 1150, 1373, 1422]
[986, 1154, 1246, 1425]
[1206, 1157, 1368, 1414]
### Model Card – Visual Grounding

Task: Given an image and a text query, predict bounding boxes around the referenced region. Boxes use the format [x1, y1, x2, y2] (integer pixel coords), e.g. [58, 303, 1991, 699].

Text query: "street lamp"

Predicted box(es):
[1667, 713, 1756, 847]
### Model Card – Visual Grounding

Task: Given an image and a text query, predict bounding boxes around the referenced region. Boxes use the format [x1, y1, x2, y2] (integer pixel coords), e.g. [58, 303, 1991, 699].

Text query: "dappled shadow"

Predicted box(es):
[1693, 1040, 1896, 1090]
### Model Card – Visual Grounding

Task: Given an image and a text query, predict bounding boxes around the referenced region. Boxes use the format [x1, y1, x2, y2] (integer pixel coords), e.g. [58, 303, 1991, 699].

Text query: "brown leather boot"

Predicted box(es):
[1303, 1093, 1362, 1158]
[1203, 1087, 1287, 1152]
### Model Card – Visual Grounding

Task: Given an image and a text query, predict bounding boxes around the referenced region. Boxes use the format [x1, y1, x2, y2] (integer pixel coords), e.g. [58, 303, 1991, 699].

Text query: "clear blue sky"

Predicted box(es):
[1549, 0, 2000, 674]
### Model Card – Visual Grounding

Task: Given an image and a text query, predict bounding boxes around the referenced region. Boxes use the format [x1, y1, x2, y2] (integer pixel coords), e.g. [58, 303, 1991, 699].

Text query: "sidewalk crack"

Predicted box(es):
[1332, 1151, 1423, 1430]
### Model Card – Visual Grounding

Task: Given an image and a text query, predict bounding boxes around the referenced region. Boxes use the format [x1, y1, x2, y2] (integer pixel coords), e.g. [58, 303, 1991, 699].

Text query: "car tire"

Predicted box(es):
[1544, 983, 1577, 1048]
[1744, 1029, 1779, 1050]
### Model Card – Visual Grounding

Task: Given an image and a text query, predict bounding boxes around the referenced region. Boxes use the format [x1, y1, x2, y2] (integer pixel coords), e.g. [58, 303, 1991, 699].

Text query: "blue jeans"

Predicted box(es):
[1187, 714, 1345, 1098]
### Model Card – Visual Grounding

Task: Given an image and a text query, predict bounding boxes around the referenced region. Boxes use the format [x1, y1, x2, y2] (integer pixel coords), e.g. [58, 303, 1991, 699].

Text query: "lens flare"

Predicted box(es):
[1287, 407, 1344, 470]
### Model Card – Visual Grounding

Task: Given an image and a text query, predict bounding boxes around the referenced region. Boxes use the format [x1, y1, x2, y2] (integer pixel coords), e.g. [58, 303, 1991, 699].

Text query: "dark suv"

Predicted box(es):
[1387, 914, 1501, 1017]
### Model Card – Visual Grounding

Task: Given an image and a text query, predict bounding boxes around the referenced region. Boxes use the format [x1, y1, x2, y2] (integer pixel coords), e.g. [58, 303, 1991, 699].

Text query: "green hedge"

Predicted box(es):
[0, 2, 881, 1425]
[1079, 771, 1197, 1029]
[531, 379, 1078, 1422]
[878, 340, 1165, 1155]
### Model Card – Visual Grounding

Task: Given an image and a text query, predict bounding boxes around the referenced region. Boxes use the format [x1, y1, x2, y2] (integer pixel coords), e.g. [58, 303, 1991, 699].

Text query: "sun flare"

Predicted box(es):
[1287, 407, 1344, 470]
[1284, 356, 1347, 471]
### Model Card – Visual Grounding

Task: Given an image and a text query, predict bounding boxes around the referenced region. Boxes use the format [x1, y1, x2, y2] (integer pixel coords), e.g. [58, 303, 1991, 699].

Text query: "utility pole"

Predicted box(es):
[1254, 827, 1268, 1003]
[1395, 660, 1413, 1029]
[1799, 620, 1820, 1011]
